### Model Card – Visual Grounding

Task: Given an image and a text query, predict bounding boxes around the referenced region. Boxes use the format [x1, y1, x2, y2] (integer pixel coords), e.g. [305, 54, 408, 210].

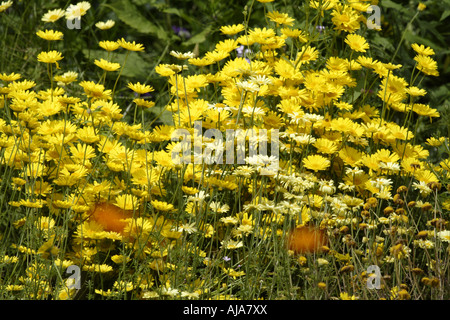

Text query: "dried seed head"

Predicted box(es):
[421, 202, 432, 212]
[383, 206, 394, 216]
[393, 194, 404, 206]
[416, 230, 429, 239]
[411, 267, 423, 275]
[427, 181, 441, 191]
[340, 264, 354, 273]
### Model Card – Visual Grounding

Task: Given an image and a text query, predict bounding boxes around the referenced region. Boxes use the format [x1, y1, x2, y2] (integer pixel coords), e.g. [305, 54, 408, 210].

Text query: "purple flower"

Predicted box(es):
[316, 25, 325, 33]
[172, 26, 191, 39]
[236, 45, 252, 63]
[236, 45, 245, 57]
[223, 256, 231, 262]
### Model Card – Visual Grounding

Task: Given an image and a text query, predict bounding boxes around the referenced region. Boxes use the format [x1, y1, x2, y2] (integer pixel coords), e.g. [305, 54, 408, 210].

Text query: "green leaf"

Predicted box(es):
[380, 0, 404, 11]
[182, 25, 212, 47]
[162, 7, 195, 24]
[371, 33, 395, 52]
[440, 10, 450, 21]
[104, 0, 168, 40]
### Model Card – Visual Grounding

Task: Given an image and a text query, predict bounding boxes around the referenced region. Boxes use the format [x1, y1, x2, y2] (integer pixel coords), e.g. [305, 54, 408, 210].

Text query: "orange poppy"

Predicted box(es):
[287, 226, 327, 254]
[90, 202, 133, 234]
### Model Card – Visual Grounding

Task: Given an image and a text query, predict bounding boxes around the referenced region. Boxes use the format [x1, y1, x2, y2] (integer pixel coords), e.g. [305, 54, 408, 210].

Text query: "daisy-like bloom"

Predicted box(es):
[77, 125, 100, 143]
[95, 20, 115, 30]
[79, 80, 111, 100]
[223, 267, 246, 279]
[302, 154, 330, 172]
[155, 63, 182, 76]
[357, 56, 378, 69]
[266, 11, 295, 26]
[405, 86, 427, 97]
[83, 264, 113, 273]
[417, 2, 426, 11]
[425, 137, 445, 147]
[412, 180, 432, 197]
[94, 58, 120, 72]
[36, 29, 63, 41]
[437, 230, 450, 243]
[117, 38, 145, 52]
[178, 222, 198, 234]
[99, 40, 120, 52]
[127, 82, 154, 95]
[0, 1, 12, 13]
[209, 201, 230, 214]
[221, 239, 244, 250]
[0, 72, 21, 82]
[411, 103, 440, 119]
[42, 8, 65, 22]
[414, 54, 439, 76]
[314, 138, 338, 154]
[340, 292, 358, 300]
[280, 27, 309, 42]
[54, 71, 78, 85]
[220, 24, 245, 35]
[133, 98, 155, 108]
[236, 80, 259, 93]
[331, 5, 361, 33]
[65, 1, 91, 20]
[170, 50, 195, 60]
[345, 34, 369, 53]
[204, 50, 230, 63]
[150, 199, 174, 212]
[37, 50, 63, 68]
[215, 39, 240, 53]
[114, 194, 140, 211]
[296, 46, 319, 63]
[188, 57, 214, 67]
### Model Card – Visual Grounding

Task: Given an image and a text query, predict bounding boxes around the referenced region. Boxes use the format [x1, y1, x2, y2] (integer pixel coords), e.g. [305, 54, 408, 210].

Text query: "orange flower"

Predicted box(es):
[287, 226, 327, 254]
[90, 202, 133, 234]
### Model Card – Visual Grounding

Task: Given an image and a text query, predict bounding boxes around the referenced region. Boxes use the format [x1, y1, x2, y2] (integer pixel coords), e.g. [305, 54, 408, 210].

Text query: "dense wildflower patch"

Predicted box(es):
[0, 0, 449, 300]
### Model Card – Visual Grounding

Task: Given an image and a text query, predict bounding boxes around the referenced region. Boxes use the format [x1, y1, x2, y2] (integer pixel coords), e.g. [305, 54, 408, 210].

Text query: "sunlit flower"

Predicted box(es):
[95, 20, 115, 30]
[42, 8, 65, 22]
[345, 34, 369, 53]
[94, 59, 121, 72]
[117, 38, 145, 52]
[36, 29, 63, 41]
[302, 154, 331, 172]
[0, 1, 12, 13]
[65, 1, 91, 20]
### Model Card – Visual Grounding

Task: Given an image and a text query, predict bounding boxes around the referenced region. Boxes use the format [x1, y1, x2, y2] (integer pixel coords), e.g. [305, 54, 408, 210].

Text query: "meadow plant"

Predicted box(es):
[0, 0, 449, 300]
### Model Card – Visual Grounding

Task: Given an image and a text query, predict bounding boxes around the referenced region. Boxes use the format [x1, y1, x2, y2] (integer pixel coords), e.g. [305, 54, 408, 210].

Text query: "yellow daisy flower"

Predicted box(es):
[127, 82, 154, 95]
[95, 20, 115, 30]
[94, 58, 121, 72]
[345, 34, 369, 53]
[42, 8, 65, 22]
[302, 154, 331, 172]
[117, 38, 145, 52]
[36, 29, 63, 41]
[220, 24, 245, 35]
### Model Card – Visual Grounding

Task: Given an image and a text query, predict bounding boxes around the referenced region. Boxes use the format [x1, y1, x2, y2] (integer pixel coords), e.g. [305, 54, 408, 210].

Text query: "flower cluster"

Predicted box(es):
[0, 0, 448, 300]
